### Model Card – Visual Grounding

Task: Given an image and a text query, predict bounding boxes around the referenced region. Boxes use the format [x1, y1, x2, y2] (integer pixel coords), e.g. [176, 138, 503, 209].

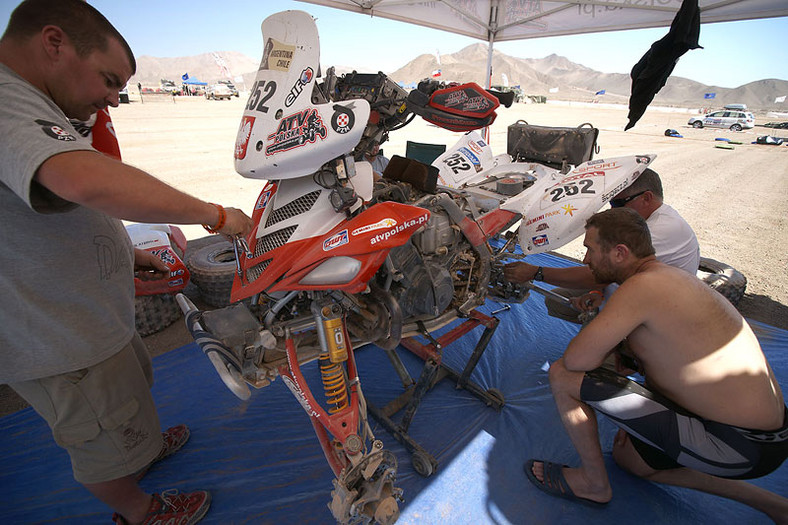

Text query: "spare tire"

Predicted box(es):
[135, 294, 181, 336]
[697, 257, 747, 306]
[185, 239, 237, 307]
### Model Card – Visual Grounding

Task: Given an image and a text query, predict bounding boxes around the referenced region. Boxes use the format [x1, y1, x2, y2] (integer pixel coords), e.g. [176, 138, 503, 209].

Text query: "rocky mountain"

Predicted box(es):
[130, 45, 788, 112]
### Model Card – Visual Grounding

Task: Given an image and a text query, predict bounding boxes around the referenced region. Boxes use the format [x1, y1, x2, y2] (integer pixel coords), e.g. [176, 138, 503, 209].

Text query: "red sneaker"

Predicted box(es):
[135, 424, 191, 481]
[112, 489, 211, 524]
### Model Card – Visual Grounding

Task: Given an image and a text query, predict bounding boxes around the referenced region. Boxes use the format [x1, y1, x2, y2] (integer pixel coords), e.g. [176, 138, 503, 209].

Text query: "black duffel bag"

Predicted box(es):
[507, 120, 599, 171]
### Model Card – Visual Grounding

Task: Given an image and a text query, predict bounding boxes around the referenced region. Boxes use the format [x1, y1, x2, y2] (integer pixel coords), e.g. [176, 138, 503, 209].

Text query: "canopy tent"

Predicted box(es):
[297, 0, 788, 91]
[183, 77, 208, 86]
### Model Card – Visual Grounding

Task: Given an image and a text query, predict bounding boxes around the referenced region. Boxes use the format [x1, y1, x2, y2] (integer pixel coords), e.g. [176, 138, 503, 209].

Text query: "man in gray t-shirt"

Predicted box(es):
[0, 1, 252, 523]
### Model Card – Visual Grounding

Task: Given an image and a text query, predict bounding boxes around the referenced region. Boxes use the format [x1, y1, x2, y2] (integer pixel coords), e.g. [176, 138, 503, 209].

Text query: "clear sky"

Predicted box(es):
[1, 0, 786, 88]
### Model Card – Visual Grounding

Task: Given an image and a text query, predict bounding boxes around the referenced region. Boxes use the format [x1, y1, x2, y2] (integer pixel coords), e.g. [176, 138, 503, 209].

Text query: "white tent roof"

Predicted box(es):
[296, 0, 787, 42]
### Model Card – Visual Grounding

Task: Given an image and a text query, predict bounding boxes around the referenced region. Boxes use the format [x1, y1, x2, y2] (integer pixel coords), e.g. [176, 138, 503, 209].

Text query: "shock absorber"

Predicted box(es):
[313, 301, 350, 413]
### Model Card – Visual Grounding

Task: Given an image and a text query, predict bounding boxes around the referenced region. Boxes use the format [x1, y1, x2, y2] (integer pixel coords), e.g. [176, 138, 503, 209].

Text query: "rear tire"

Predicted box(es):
[135, 294, 181, 336]
[692, 121, 703, 129]
[697, 257, 747, 306]
[730, 124, 742, 132]
[185, 239, 237, 307]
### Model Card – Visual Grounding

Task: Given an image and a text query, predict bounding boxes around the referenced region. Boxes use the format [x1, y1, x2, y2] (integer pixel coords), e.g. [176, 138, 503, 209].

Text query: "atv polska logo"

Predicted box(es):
[369, 213, 429, 245]
[265, 108, 327, 156]
[323, 229, 349, 251]
[36, 119, 76, 141]
[285, 67, 314, 107]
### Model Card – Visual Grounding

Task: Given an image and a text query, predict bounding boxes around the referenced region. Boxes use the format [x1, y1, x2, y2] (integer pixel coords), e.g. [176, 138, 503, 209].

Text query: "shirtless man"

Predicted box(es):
[523, 208, 788, 522]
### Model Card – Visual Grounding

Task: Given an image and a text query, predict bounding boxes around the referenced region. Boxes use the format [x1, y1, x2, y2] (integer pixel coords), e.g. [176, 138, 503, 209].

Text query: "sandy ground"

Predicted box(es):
[1, 94, 786, 417]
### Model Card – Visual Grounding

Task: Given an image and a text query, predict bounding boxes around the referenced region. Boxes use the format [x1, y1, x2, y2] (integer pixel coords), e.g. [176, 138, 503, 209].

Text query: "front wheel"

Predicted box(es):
[692, 121, 703, 129]
[730, 124, 742, 132]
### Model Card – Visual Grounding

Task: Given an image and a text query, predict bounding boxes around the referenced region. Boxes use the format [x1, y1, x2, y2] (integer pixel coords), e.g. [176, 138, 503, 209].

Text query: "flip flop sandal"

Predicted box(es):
[524, 459, 609, 507]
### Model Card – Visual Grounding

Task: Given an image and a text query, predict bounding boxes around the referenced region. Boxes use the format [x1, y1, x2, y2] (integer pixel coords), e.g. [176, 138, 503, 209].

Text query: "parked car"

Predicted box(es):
[218, 80, 239, 97]
[206, 83, 233, 100]
[688, 110, 755, 131]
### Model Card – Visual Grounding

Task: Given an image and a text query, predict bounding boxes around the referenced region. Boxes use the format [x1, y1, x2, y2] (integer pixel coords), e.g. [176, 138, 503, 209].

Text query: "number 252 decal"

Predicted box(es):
[549, 179, 595, 202]
[443, 152, 471, 174]
[246, 80, 277, 113]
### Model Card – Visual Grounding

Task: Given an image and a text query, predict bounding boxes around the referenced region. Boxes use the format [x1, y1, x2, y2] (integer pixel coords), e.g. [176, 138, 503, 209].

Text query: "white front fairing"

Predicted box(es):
[233, 10, 370, 180]
[502, 155, 656, 254]
[254, 161, 375, 246]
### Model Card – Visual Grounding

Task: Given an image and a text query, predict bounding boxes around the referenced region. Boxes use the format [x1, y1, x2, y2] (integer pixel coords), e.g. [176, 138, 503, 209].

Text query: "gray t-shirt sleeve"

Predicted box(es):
[0, 74, 95, 212]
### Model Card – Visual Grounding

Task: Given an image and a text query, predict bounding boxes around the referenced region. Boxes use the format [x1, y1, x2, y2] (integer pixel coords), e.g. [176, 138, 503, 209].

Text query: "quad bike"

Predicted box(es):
[175, 10, 655, 524]
[126, 223, 190, 336]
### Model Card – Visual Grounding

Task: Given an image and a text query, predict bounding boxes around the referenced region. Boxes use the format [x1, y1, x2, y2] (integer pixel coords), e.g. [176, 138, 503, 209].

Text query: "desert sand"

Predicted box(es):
[113, 94, 788, 328]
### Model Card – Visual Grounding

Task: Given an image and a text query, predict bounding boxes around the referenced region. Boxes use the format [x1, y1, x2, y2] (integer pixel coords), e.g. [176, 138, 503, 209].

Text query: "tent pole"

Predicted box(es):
[484, 0, 499, 142]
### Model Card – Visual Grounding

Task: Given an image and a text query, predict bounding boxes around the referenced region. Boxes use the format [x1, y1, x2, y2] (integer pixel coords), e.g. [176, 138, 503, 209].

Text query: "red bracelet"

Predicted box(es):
[588, 290, 603, 296]
[202, 203, 226, 233]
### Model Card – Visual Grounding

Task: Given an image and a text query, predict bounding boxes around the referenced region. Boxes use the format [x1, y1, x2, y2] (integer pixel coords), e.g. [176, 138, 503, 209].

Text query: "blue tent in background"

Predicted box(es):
[183, 77, 207, 86]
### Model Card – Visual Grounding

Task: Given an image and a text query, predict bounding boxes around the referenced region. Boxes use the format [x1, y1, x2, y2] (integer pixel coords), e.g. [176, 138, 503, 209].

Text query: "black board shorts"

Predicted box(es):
[580, 367, 788, 480]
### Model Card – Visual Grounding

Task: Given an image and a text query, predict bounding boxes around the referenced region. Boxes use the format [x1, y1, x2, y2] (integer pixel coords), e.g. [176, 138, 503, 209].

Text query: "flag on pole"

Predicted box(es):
[704, 92, 716, 99]
[431, 69, 442, 78]
[501, 73, 509, 87]
[435, 50, 441, 66]
[595, 89, 606, 95]
[182, 73, 189, 81]
[775, 95, 786, 103]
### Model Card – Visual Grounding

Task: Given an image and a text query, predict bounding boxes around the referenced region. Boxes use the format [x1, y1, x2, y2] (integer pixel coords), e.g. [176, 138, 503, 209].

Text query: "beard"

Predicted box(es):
[589, 258, 619, 284]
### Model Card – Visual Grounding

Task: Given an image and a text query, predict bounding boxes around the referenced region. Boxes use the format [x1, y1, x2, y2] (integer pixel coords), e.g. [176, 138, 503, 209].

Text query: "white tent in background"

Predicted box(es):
[296, 0, 788, 88]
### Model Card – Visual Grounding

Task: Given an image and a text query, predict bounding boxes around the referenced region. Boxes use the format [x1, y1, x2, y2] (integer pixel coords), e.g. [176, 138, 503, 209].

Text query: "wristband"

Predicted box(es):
[588, 290, 603, 296]
[202, 203, 226, 234]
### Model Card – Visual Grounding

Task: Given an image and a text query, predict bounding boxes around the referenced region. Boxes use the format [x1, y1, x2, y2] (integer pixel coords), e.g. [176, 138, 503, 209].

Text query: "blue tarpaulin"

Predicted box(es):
[1, 252, 786, 523]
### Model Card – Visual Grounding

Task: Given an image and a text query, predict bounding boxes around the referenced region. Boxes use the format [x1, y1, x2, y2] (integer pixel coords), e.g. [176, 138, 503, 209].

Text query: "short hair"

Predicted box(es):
[585, 207, 655, 258]
[3, 0, 136, 74]
[624, 168, 663, 200]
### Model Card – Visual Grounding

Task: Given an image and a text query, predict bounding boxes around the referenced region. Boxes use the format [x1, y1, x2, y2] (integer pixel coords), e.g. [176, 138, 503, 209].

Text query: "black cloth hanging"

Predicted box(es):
[625, 0, 702, 130]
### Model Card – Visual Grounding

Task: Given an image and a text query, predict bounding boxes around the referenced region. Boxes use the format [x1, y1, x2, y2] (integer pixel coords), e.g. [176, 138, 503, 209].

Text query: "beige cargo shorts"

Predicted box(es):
[10, 333, 163, 484]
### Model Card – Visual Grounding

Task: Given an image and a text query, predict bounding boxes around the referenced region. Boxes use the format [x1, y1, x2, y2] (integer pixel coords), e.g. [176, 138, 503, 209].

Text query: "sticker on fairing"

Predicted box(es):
[255, 190, 273, 211]
[285, 67, 314, 107]
[265, 108, 327, 156]
[235, 116, 255, 160]
[351, 218, 397, 236]
[532, 234, 549, 247]
[331, 104, 355, 134]
[323, 230, 349, 251]
[261, 37, 295, 72]
[36, 119, 76, 141]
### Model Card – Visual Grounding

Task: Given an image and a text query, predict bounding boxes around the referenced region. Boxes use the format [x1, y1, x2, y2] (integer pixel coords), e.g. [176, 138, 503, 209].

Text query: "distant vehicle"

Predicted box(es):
[724, 103, 748, 111]
[160, 79, 179, 93]
[688, 110, 755, 131]
[119, 87, 129, 104]
[218, 80, 239, 97]
[206, 83, 233, 100]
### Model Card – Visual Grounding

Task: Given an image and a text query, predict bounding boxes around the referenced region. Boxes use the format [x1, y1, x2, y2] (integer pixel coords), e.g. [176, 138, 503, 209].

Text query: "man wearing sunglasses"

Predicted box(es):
[504, 168, 699, 319]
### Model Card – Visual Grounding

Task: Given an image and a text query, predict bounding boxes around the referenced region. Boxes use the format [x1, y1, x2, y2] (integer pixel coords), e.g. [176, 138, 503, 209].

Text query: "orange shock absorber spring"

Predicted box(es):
[319, 352, 349, 413]
[318, 306, 349, 413]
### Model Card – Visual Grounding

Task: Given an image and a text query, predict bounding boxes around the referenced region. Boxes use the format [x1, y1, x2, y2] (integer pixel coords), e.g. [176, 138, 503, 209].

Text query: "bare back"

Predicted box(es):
[572, 261, 784, 431]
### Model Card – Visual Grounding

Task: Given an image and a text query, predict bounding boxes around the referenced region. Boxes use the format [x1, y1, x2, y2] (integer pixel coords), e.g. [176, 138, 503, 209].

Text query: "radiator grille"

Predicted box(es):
[265, 190, 321, 228]
[253, 225, 297, 259]
[246, 259, 271, 284]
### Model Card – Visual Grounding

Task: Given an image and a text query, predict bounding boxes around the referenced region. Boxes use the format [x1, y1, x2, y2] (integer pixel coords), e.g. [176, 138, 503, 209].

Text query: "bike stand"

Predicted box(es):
[366, 309, 504, 477]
